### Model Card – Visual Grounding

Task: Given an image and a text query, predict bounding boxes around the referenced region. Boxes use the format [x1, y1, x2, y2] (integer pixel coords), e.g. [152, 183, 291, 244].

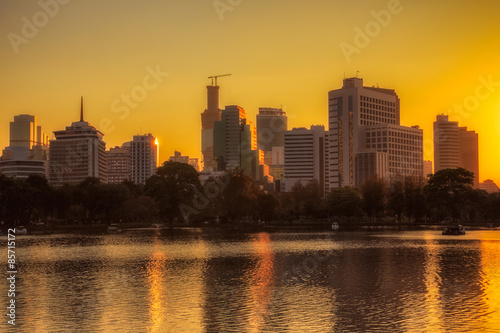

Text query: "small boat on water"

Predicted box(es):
[442, 225, 466, 235]
[107, 224, 122, 233]
[15, 226, 27, 235]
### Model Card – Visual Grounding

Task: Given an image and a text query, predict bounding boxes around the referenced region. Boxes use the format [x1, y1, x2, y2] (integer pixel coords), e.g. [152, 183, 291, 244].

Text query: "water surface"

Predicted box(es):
[2, 229, 500, 332]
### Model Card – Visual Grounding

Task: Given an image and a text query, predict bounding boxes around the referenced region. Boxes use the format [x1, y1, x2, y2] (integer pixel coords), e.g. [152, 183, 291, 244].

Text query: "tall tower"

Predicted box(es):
[130, 134, 159, 185]
[328, 77, 401, 188]
[49, 98, 107, 185]
[0, 114, 49, 179]
[201, 82, 223, 171]
[433, 115, 459, 171]
[458, 127, 479, 187]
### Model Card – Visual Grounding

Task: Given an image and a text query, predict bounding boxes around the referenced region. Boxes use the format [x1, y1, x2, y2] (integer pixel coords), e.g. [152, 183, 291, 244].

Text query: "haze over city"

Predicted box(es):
[1, 0, 499, 184]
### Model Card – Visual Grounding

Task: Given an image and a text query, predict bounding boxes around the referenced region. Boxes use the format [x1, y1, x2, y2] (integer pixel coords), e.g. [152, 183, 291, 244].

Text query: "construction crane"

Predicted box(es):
[208, 74, 231, 86]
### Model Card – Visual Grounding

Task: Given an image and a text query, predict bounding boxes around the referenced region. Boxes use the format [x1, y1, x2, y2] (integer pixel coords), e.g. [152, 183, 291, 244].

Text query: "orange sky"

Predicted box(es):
[1, 0, 499, 183]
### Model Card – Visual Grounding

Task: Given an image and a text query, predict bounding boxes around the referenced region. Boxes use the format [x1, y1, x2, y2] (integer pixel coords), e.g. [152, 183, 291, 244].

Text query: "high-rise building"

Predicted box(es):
[354, 150, 389, 187]
[284, 125, 327, 195]
[130, 134, 159, 185]
[433, 115, 479, 186]
[106, 143, 131, 184]
[459, 126, 479, 187]
[363, 124, 423, 180]
[433, 115, 459, 171]
[256, 107, 287, 154]
[49, 98, 107, 185]
[201, 84, 222, 171]
[0, 114, 49, 178]
[213, 105, 269, 182]
[256, 107, 287, 183]
[328, 77, 422, 188]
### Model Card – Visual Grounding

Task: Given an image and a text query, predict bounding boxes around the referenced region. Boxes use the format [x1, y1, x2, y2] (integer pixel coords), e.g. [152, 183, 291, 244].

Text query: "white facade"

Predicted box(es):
[433, 115, 459, 171]
[284, 125, 327, 194]
[49, 119, 107, 186]
[328, 77, 423, 188]
[1, 114, 49, 179]
[130, 134, 159, 184]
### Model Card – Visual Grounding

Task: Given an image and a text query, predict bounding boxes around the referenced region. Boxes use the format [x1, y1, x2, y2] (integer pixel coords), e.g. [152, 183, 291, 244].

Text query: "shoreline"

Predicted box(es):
[3, 221, 499, 235]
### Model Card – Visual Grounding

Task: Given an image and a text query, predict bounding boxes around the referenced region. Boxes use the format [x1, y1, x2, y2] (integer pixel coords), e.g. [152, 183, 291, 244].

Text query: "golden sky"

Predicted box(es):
[1, 0, 499, 183]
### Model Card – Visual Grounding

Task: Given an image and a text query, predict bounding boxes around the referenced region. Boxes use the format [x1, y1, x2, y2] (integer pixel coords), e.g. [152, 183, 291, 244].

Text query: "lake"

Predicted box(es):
[2, 229, 500, 332]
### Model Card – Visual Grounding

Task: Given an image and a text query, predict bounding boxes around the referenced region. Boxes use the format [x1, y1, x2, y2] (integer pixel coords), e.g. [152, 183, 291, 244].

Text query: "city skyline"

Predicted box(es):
[1, 0, 499, 183]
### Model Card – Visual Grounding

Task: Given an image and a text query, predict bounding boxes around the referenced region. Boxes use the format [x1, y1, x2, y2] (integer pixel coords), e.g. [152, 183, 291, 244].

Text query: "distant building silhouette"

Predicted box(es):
[0, 114, 49, 178]
[130, 134, 159, 185]
[213, 105, 271, 182]
[169, 151, 199, 171]
[433, 115, 479, 187]
[479, 179, 499, 193]
[459, 126, 479, 188]
[256, 107, 287, 184]
[328, 77, 423, 188]
[106, 143, 131, 184]
[201, 84, 222, 171]
[49, 98, 107, 185]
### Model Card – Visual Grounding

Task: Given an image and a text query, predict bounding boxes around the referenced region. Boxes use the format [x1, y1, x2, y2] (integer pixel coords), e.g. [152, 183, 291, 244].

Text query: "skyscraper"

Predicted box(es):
[284, 125, 327, 195]
[328, 77, 423, 188]
[0, 114, 49, 179]
[459, 126, 479, 188]
[201, 84, 222, 171]
[256, 107, 287, 154]
[106, 143, 131, 184]
[212, 105, 269, 181]
[433, 115, 480, 186]
[49, 98, 107, 185]
[130, 134, 159, 184]
[433, 115, 459, 171]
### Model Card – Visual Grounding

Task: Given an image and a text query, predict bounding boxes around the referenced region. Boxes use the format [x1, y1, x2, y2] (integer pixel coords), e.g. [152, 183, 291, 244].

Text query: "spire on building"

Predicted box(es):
[80, 96, 84, 122]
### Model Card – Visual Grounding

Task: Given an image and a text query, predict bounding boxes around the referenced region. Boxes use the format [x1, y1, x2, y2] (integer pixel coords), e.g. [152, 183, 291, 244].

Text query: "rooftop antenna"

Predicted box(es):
[80, 96, 84, 122]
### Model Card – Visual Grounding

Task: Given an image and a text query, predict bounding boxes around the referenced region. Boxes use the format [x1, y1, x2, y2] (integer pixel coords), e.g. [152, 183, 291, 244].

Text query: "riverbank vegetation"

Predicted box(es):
[1, 162, 499, 227]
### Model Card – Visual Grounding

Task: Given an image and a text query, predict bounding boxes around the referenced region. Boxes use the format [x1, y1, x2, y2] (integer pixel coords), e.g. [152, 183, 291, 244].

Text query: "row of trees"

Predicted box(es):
[1, 163, 499, 226]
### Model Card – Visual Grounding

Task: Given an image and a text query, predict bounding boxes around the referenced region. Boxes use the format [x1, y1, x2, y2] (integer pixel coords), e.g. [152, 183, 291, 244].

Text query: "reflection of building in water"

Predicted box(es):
[480, 240, 500, 330]
[147, 250, 167, 333]
[146, 237, 208, 332]
[202, 255, 252, 331]
[248, 233, 275, 332]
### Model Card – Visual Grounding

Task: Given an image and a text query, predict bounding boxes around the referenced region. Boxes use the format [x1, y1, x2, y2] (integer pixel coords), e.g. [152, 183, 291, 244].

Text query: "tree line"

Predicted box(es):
[0, 162, 499, 226]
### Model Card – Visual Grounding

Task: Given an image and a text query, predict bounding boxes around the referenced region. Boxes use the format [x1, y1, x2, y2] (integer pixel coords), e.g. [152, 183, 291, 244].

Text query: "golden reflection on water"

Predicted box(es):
[422, 236, 443, 332]
[145, 234, 210, 332]
[480, 240, 500, 329]
[248, 232, 275, 332]
[146, 237, 168, 333]
[21, 242, 55, 332]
